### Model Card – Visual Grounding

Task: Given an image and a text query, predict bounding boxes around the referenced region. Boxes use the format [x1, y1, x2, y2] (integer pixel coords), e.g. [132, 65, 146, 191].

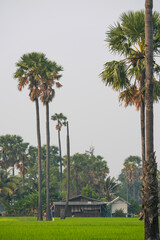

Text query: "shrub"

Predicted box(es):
[113, 208, 126, 217]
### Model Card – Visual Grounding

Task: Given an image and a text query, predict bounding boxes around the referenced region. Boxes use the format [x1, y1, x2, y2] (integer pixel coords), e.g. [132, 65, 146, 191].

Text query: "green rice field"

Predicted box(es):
[0, 217, 145, 240]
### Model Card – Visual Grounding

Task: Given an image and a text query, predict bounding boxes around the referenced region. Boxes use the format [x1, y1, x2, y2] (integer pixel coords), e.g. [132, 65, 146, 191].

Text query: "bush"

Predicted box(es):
[112, 208, 126, 217]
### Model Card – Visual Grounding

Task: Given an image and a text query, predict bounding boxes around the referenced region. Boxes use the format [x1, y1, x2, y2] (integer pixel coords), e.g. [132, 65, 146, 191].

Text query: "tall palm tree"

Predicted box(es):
[40, 60, 63, 221]
[143, 1, 159, 239]
[14, 52, 49, 221]
[51, 113, 67, 185]
[100, 10, 160, 169]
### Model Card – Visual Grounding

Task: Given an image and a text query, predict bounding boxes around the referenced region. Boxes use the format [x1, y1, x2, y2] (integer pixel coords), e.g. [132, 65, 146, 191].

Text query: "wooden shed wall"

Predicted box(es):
[55, 205, 103, 217]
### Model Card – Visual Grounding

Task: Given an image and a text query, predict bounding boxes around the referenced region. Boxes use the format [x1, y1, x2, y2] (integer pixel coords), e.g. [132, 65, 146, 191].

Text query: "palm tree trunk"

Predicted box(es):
[143, 1, 159, 238]
[46, 102, 51, 221]
[64, 121, 70, 218]
[22, 156, 24, 186]
[140, 73, 145, 169]
[76, 170, 79, 195]
[126, 183, 129, 203]
[35, 98, 43, 221]
[58, 126, 62, 186]
[133, 183, 136, 200]
[12, 164, 15, 176]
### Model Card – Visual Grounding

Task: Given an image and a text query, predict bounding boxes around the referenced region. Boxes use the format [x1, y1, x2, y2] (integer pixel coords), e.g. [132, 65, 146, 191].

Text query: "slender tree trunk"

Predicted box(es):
[143, 1, 159, 238]
[133, 183, 136, 200]
[35, 99, 43, 221]
[76, 170, 79, 195]
[22, 156, 24, 186]
[126, 183, 129, 203]
[12, 164, 15, 176]
[58, 126, 62, 186]
[63, 122, 70, 219]
[140, 73, 145, 169]
[46, 102, 51, 221]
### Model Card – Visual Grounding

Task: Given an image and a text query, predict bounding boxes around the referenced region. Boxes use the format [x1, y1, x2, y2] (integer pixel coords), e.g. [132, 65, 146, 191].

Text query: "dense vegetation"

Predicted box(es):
[0, 134, 145, 216]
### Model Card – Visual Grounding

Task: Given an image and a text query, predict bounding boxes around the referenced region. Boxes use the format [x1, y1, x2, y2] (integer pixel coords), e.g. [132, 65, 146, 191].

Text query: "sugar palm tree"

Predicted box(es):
[16, 142, 29, 186]
[51, 113, 67, 185]
[100, 10, 160, 169]
[143, 1, 159, 239]
[14, 52, 49, 221]
[105, 176, 119, 202]
[40, 60, 63, 221]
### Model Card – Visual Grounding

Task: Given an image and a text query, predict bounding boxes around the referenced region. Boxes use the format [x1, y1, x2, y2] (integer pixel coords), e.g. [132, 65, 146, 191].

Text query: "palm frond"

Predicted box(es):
[100, 61, 129, 91]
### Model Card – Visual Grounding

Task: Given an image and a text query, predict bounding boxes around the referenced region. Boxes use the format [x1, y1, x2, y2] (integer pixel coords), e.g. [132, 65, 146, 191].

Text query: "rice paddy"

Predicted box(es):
[0, 217, 146, 240]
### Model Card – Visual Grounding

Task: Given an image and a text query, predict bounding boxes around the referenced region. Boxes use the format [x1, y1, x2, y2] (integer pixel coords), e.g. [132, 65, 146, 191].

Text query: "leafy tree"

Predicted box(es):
[0, 135, 25, 176]
[128, 198, 140, 215]
[118, 156, 142, 203]
[0, 169, 20, 211]
[81, 184, 97, 199]
[124, 156, 141, 201]
[51, 113, 67, 186]
[63, 150, 109, 198]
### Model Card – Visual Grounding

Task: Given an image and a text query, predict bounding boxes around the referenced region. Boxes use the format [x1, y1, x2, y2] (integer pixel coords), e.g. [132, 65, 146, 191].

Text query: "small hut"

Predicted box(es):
[107, 196, 130, 217]
[54, 195, 108, 217]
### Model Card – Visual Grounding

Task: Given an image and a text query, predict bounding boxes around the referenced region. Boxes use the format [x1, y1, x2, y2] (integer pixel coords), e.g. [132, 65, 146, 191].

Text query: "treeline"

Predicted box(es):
[0, 134, 147, 216]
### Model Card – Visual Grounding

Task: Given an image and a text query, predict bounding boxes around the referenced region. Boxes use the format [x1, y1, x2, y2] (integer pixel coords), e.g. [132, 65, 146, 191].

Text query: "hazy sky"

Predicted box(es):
[0, 0, 160, 177]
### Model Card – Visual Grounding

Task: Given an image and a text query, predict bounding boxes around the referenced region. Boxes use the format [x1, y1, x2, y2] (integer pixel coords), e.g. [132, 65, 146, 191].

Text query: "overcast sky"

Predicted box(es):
[0, 0, 160, 177]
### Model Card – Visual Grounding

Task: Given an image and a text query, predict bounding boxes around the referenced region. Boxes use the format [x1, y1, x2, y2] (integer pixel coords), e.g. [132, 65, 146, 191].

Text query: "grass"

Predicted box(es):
[0, 217, 145, 240]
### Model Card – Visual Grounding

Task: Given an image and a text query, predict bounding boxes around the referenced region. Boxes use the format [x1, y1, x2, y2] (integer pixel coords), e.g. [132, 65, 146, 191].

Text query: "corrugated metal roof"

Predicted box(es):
[54, 201, 107, 206]
[107, 196, 130, 205]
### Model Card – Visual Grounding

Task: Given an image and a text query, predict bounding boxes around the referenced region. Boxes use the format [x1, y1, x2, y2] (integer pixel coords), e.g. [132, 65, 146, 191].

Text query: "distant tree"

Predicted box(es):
[128, 198, 140, 215]
[0, 169, 20, 210]
[63, 150, 109, 198]
[124, 156, 141, 201]
[51, 113, 67, 186]
[118, 156, 142, 203]
[16, 142, 29, 186]
[0, 135, 25, 176]
[81, 184, 97, 199]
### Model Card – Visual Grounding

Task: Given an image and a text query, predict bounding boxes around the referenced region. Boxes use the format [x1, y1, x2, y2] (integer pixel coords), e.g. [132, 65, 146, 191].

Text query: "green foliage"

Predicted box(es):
[51, 113, 67, 130]
[113, 208, 126, 217]
[104, 176, 119, 201]
[0, 135, 62, 215]
[14, 52, 63, 104]
[62, 150, 109, 198]
[101, 10, 160, 108]
[128, 198, 140, 215]
[81, 184, 97, 199]
[117, 156, 142, 203]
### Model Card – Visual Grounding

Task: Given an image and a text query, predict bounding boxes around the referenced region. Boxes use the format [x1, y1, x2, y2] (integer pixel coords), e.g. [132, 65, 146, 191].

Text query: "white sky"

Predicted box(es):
[0, 0, 160, 177]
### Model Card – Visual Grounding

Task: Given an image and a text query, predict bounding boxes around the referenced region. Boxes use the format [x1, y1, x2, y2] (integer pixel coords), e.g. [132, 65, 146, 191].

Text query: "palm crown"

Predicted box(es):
[101, 10, 160, 106]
